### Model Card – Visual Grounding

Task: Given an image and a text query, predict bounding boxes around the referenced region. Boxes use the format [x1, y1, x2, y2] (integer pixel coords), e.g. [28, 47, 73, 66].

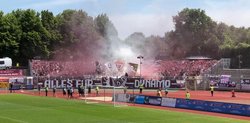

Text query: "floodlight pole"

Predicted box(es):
[137, 55, 144, 81]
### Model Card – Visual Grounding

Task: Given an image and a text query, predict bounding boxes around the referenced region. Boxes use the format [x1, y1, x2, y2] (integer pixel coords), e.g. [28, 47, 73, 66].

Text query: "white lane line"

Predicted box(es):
[0, 115, 28, 123]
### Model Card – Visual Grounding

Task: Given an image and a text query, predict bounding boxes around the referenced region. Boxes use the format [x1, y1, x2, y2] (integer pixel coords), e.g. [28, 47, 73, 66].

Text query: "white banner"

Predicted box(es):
[241, 84, 250, 90]
[161, 98, 176, 107]
[115, 94, 130, 102]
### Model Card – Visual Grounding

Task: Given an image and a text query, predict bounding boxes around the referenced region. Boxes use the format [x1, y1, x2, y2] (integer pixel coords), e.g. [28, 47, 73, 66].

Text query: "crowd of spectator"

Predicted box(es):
[31, 60, 95, 77]
[31, 59, 218, 78]
[157, 60, 218, 79]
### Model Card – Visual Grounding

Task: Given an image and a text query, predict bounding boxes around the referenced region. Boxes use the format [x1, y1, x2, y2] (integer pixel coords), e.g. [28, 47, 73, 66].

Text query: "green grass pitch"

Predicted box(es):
[0, 94, 249, 123]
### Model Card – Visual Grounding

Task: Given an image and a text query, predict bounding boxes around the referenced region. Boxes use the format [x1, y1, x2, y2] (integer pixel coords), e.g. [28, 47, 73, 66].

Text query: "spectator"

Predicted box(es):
[88, 86, 91, 94]
[165, 88, 168, 97]
[70, 87, 74, 98]
[95, 86, 99, 96]
[186, 91, 190, 100]
[45, 86, 48, 97]
[67, 87, 70, 98]
[31, 59, 217, 79]
[232, 90, 236, 97]
[53, 86, 56, 97]
[157, 89, 162, 97]
[63, 87, 67, 97]
[78, 86, 82, 97]
[139, 83, 144, 94]
[210, 85, 214, 97]
[9, 82, 13, 93]
[123, 86, 127, 94]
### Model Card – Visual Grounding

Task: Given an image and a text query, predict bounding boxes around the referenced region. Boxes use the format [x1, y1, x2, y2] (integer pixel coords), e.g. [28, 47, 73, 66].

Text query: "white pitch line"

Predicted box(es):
[0, 115, 28, 123]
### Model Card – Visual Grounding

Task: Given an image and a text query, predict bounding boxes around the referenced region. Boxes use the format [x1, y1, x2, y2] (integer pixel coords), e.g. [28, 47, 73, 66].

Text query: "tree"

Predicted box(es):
[56, 10, 102, 60]
[125, 32, 146, 55]
[12, 9, 49, 65]
[94, 14, 118, 38]
[0, 11, 21, 64]
[170, 8, 218, 58]
[0, 9, 121, 65]
[41, 10, 62, 57]
[145, 36, 167, 59]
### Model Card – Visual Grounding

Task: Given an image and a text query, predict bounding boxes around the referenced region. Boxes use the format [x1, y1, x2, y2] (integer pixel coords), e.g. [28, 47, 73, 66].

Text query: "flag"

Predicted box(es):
[115, 60, 125, 71]
[128, 63, 138, 72]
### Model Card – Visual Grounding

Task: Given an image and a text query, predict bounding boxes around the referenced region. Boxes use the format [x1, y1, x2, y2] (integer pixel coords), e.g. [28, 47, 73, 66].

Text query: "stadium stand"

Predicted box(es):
[31, 59, 218, 79]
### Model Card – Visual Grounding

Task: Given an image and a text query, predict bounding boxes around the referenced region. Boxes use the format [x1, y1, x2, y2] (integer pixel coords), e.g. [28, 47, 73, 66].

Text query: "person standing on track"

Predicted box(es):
[88, 85, 91, 94]
[9, 82, 13, 93]
[81, 85, 85, 96]
[78, 85, 81, 97]
[70, 87, 74, 98]
[123, 86, 127, 94]
[95, 86, 99, 96]
[67, 87, 71, 98]
[38, 84, 41, 95]
[53, 86, 56, 97]
[157, 89, 162, 97]
[139, 83, 144, 94]
[210, 85, 214, 97]
[63, 87, 66, 97]
[45, 86, 49, 97]
[185, 91, 190, 100]
[165, 88, 168, 97]
[232, 89, 236, 97]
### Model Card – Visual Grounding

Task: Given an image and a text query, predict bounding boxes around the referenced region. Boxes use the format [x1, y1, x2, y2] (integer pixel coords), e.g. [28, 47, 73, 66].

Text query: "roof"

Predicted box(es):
[185, 56, 212, 60]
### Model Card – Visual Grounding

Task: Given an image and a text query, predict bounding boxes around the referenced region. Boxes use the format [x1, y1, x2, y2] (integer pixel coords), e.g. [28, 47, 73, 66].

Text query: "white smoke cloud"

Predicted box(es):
[110, 13, 174, 39]
[203, 0, 250, 28]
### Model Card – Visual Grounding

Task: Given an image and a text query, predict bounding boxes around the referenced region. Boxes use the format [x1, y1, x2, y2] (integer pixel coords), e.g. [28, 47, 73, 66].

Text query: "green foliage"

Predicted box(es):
[219, 34, 235, 50]
[53, 9, 111, 60]
[94, 14, 118, 38]
[41, 10, 62, 57]
[14, 9, 50, 65]
[170, 8, 218, 57]
[165, 8, 250, 68]
[0, 12, 21, 63]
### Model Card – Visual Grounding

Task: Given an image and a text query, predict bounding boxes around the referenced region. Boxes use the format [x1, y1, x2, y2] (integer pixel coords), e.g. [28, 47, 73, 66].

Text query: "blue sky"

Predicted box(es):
[1, 0, 250, 39]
